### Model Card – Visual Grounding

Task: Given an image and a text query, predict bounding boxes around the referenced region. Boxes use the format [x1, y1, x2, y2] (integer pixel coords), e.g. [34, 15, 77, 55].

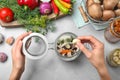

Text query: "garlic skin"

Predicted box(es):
[0, 33, 4, 44]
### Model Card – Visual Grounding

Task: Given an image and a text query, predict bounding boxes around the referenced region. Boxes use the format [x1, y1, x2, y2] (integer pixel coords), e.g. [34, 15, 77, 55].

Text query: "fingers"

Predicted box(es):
[76, 42, 91, 58]
[12, 32, 31, 55]
[17, 41, 23, 51]
[14, 32, 31, 48]
[77, 36, 102, 47]
[16, 32, 31, 43]
[17, 41, 24, 56]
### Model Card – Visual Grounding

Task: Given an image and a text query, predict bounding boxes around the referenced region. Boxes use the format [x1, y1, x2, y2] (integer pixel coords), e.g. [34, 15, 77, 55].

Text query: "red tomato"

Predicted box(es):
[0, 8, 14, 23]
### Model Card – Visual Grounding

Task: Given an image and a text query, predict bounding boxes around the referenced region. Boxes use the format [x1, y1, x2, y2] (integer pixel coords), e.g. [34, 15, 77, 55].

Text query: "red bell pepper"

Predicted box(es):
[51, 0, 59, 15]
[17, 0, 39, 10]
[62, 0, 71, 3]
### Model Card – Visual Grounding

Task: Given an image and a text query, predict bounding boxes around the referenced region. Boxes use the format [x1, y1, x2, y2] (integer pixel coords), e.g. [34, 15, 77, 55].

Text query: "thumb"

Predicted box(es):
[76, 42, 91, 58]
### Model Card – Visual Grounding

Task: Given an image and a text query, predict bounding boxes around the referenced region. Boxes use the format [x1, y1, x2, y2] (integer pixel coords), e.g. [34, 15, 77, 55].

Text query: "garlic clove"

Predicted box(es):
[72, 39, 80, 44]
[6, 36, 15, 45]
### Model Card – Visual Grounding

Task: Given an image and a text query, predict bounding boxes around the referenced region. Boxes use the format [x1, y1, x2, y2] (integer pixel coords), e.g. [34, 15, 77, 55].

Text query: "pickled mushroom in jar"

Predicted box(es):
[57, 35, 79, 58]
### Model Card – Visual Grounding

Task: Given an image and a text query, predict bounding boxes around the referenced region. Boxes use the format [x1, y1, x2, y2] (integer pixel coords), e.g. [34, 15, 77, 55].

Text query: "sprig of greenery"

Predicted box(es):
[0, 0, 56, 35]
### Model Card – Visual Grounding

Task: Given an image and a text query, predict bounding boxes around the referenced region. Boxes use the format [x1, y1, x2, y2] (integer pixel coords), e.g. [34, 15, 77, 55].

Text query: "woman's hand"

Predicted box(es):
[76, 36, 111, 80]
[77, 36, 104, 68]
[11, 32, 31, 69]
[10, 32, 31, 80]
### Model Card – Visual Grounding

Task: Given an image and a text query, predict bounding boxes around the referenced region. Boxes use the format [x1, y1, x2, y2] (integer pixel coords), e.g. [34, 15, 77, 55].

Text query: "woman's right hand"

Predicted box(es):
[76, 36, 111, 80]
[76, 36, 105, 69]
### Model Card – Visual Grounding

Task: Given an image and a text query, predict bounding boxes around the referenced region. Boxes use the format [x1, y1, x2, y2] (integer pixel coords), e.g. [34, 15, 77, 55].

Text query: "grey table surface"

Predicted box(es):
[0, 16, 120, 80]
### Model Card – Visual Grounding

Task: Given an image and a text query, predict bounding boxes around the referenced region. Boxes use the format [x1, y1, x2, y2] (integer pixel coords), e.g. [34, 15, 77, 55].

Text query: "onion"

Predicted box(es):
[0, 52, 8, 63]
[39, 2, 52, 15]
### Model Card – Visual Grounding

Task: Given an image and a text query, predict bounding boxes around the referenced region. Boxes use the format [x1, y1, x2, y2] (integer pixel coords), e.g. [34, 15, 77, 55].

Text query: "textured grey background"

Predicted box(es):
[0, 15, 120, 80]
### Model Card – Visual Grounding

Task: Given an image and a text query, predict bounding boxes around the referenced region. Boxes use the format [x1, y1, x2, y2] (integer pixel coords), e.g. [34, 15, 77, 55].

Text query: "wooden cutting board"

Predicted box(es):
[0, 12, 66, 28]
[0, 20, 22, 28]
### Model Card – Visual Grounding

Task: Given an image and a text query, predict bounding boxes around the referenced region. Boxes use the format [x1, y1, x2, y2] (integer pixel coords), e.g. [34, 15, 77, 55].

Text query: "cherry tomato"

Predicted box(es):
[0, 8, 14, 23]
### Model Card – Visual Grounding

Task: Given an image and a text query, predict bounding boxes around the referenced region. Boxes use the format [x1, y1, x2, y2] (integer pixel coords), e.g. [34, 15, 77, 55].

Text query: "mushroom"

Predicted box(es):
[103, 0, 119, 10]
[102, 10, 115, 21]
[115, 9, 120, 17]
[88, 3, 103, 20]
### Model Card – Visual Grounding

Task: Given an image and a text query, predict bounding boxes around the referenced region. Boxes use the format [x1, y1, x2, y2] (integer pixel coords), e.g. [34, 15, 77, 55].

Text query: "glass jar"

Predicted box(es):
[104, 18, 120, 43]
[22, 32, 81, 61]
[107, 49, 120, 67]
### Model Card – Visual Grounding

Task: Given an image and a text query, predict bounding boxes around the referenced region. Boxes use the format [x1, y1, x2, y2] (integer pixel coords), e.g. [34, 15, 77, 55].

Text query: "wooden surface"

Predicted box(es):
[0, 12, 66, 28]
[0, 20, 22, 28]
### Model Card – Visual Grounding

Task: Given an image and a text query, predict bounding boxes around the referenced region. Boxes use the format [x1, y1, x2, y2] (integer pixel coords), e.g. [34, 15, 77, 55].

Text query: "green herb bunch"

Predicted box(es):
[0, 0, 56, 35]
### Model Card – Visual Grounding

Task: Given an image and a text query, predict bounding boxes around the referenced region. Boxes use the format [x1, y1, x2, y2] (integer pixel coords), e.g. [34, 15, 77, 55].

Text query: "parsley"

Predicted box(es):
[0, 0, 56, 35]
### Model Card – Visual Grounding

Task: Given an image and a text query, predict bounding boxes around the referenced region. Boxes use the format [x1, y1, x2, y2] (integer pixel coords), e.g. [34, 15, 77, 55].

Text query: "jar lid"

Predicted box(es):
[22, 33, 48, 60]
